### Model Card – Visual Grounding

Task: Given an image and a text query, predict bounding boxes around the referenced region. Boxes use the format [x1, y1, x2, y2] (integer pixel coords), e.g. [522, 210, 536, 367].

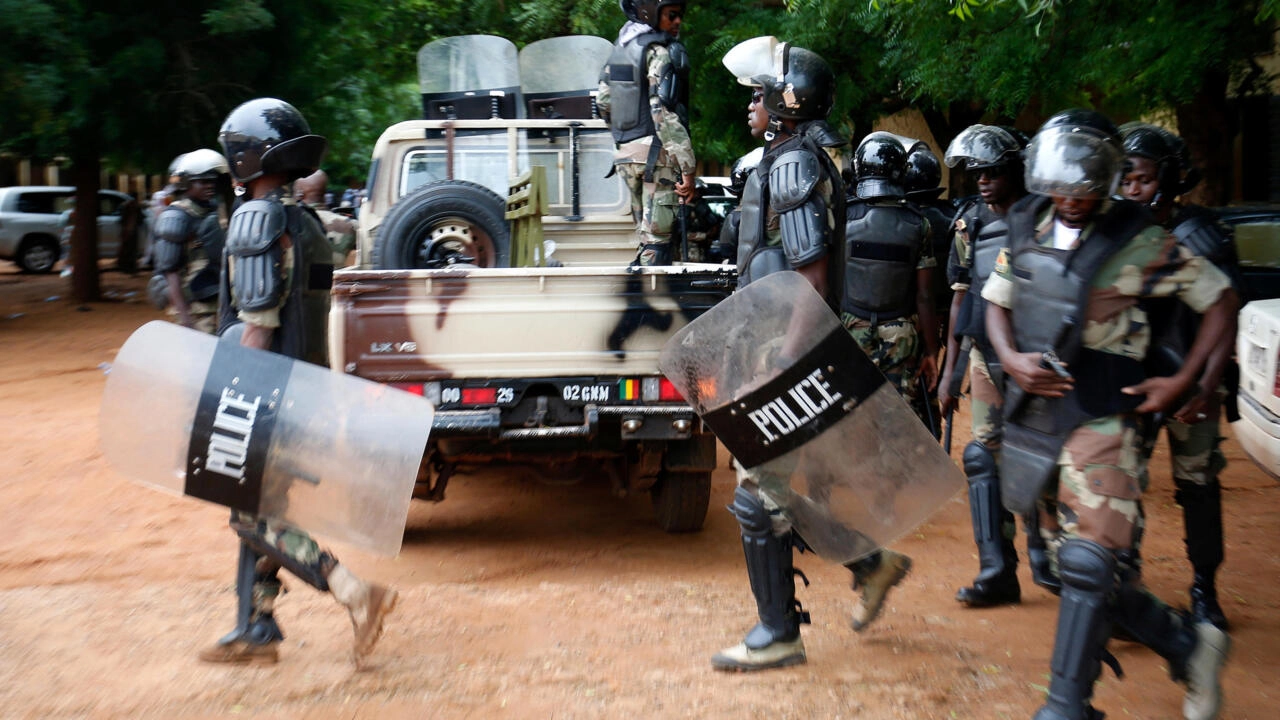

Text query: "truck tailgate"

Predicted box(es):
[330, 265, 735, 382]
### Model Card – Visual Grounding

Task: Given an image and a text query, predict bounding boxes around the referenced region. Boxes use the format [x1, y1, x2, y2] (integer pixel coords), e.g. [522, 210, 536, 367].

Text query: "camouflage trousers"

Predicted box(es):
[842, 314, 930, 428]
[615, 161, 678, 265]
[968, 346, 1004, 450]
[1137, 388, 1227, 491]
[1049, 414, 1145, 551]
[231, 511, 337, 614]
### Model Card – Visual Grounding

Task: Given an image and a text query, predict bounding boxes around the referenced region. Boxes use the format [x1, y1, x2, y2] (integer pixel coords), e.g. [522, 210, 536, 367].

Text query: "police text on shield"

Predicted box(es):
[204, 387, 261, 480]
[745, 368, 843, 443]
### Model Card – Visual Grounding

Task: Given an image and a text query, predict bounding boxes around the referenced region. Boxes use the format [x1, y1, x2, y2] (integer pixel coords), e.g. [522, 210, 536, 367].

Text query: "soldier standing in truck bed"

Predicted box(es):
[597, 0, 696, 266]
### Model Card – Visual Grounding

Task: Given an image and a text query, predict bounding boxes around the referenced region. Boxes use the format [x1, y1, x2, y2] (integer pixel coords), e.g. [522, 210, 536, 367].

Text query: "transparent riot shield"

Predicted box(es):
[658, 272, 963, 564]
[417, 35, 522, 119]
[519, 36, 613, 98]
[99, 322, 433, 556]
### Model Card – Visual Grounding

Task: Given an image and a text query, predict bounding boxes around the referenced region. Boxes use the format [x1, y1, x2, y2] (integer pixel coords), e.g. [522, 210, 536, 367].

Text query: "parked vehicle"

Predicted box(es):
[1212, 204, 1280, 303]
[1235, 299, 1280, 480]
[333, 35, 735, 533]
[0, 186, 133, 272]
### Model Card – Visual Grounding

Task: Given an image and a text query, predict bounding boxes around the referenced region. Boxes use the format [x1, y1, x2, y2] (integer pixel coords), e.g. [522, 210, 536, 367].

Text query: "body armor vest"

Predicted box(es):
[1144, 205, 1241, 375]
[736, 131, 844, 310]
[735, 169, 786, 287]
[998, 196, 1151, 515]
[841, 200, 926, 320]
[603, 32, 686, 144]
[220, 200, 332, 366]
[953, 201, 1012, 342]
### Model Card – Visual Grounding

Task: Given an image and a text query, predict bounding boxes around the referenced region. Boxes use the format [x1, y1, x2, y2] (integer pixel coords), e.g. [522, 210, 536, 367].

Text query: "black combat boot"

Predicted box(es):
[956, 442, 1021, 607]
[199, 542, 285, 664]
[1024, 510, 1062, 595]
[1112, 558, 1230, 720]
[1176, 480, 1229, 630]
[1032, 539, 1116, 720]
[712, 487, 810, 671]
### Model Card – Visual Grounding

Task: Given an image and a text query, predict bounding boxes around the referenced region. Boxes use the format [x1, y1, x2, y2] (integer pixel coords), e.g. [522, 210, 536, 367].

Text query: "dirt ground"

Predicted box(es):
[1, 264, 1277, 720]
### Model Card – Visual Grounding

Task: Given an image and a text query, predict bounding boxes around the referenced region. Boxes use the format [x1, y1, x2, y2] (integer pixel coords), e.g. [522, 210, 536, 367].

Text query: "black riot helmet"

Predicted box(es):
[730, 146, 764, 197]
[943, 124, 1023, 172]
[622, 0, 686, 25]
[1119, 122, 1181, 203]
[853, 131, 908, 199]
[1024, 108, 1123, 199]
[722, 37, 834, 124]
[903, 144, 943, 199]
[218, 98, 329, 183]
[1156, 126, 1201, 195]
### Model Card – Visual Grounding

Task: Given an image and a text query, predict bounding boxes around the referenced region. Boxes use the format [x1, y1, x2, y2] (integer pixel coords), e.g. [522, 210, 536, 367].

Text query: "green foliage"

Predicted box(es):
[2, 0, 1274, 185]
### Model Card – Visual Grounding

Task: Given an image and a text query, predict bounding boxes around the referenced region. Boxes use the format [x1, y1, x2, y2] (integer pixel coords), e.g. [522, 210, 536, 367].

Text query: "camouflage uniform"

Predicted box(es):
[159, 198, 221, 334]
[230, 511, 336, 617]
[840, 241, 935, 424]
[983, 202, 1231, 554]
[948, 214, 1004, 449]
[597, 43, 696, 266]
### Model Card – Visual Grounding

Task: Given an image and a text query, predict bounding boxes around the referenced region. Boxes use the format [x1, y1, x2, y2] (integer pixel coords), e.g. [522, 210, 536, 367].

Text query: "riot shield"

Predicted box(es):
[519, 36, 613, 119]
[658, 271, 963, 564]
[417, 35, 522, 119]
[99, 321, 433, 556]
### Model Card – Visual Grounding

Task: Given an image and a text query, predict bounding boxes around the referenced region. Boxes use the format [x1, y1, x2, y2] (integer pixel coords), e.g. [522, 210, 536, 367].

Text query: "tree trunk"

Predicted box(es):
[1176, 70, 1234, 207]
[68, 158, 101, 303]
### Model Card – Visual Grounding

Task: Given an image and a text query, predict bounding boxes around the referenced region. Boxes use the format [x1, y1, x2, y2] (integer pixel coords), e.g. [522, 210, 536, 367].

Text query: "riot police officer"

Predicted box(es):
[199, 98, 397, 666]
[711, 36, 912, 673]
[938, 124, 1060, 607]
[903, 140, 956, 283]
[1121, 122, 1239, 630]
[150, 149, 230, 333]
[983, 109, 1234, 720]
[597, 0, 696, 265]
[843, 132, 941, 432]
[708, 146, 763, 263]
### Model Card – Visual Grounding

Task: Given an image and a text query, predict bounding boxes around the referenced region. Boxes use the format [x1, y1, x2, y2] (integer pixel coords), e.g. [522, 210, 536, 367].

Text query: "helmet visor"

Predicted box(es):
[722, 36, 783, 87]
[1024, 126, 1122, 199]
[944, 125, 1018, 168]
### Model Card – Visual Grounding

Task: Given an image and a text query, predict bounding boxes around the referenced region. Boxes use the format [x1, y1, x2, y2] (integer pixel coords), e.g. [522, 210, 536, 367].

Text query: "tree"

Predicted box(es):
[831, 0, 1277, 204]
[0, 0, 502, 301]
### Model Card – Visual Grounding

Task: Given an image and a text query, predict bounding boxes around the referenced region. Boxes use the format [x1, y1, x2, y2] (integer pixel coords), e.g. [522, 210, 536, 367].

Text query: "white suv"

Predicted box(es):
[0, 186, 132, 273]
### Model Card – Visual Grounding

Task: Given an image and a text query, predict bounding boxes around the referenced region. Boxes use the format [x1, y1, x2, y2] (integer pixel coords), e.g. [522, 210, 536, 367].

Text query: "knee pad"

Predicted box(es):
[728, 486, 772, 537]
[962, 440, 997, 480]
[1057, 539, 1116, 593]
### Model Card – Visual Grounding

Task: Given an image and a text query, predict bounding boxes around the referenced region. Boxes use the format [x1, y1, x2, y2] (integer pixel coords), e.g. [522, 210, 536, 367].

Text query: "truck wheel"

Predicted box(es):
[651, 470, 711, 533]
[372, 180, 511, 269]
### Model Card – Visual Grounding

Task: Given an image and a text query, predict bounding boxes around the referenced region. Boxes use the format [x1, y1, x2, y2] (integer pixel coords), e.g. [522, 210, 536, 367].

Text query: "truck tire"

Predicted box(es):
[372, 180, 511, 269]
[651, 470, 711, 533]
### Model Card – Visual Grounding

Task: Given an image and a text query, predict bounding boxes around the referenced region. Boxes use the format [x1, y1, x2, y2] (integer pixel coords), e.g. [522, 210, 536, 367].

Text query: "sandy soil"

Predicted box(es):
[1, 264, 1277, 720]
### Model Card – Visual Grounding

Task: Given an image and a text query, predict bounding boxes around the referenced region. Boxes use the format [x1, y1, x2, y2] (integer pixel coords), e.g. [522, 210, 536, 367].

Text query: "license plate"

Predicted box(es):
[562, 384, 611, 403]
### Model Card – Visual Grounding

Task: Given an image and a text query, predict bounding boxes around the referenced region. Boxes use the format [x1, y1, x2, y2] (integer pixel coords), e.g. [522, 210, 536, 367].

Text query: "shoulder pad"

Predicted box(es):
[769, 150, 821, 213]
[666, 41, 689, 71]
[154, 206, 195, 243]
[226, 199, 286, 257]
[1173, 213, 1233, 267]
[196, 212, 224, 253]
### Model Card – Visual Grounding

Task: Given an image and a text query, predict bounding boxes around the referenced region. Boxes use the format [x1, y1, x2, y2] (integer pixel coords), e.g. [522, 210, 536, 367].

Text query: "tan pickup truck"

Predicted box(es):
[330, 35, 735, 532]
